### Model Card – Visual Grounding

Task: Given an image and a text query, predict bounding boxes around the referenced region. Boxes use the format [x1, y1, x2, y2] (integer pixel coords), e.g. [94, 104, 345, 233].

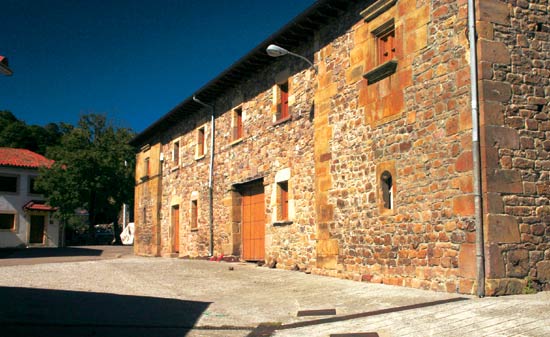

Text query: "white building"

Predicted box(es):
[0, 148, 59, 247]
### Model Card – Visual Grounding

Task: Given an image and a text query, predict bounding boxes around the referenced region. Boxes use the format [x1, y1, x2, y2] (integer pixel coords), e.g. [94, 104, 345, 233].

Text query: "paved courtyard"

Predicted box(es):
[0, 247, 549, 337]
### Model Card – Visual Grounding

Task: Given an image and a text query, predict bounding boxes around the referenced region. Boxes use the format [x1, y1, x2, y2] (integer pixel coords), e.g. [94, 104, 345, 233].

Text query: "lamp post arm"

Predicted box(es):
[287, 51, 318, 74]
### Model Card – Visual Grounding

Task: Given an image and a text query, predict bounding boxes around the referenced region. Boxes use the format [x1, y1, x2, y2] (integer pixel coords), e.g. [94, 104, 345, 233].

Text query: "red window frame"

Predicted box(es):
[279, 181, 288, 220]
[197, 128, 205, 157]
[173, 141, 179, 164]
[278, 82, 289, 121]
[145, 157, 150, 177]
[191, 199, 198, 230]
[234, 107, 243, 140]
[378, 29, 395, 64]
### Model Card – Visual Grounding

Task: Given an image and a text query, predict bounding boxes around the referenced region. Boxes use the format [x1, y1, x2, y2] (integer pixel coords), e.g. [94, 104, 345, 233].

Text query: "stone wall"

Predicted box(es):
[134, 143, 162, 257]
[477, 0, 550, 295]
[132, 0, 549, 295]
[308, 0, 478, 293]
[138, 44, 319, 265]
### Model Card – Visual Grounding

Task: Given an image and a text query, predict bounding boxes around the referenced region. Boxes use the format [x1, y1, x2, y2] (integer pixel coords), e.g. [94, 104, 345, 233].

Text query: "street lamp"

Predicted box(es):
[0, 56, 13, 76]
[266, 44, 317, 73]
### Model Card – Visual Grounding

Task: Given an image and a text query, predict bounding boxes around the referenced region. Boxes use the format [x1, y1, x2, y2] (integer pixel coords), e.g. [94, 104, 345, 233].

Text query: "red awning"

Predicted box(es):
[23, 200, 57, 212]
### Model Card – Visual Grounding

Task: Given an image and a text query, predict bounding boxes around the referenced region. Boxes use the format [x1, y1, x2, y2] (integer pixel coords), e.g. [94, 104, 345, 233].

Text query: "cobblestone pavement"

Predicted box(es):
[0, 254, 548, 337]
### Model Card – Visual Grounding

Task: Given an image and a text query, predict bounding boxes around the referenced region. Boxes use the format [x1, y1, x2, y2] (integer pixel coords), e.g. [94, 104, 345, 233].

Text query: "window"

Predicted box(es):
[197, 127, 205, 157]
[191, 199, 198, 230]
[278, 181, 289, 221]
[0, 175, 17, 193]
[364, 19, 398, 85]
[381, 171, 393, 210]
[378, 29, 395, 64]
[0, 213, 15, 230]
[173, 141, 180, 165]
[277, 82, 289, 121]
[233, 107, 243, 141]
[171, 205, 180, 253]
[29, 176, 40, 194]
[145, 157, 150, 177]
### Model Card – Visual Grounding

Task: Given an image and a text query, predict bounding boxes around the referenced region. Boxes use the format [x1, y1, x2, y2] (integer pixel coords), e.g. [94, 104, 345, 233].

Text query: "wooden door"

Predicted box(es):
[29, 215, 45, 244]
[241, 183, 265, 261]
[172, 205, 180, 253]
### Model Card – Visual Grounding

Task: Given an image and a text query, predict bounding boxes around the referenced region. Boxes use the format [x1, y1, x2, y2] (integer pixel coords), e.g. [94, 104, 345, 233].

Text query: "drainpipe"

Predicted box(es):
[467, 0, 485, 297]
[193, 95, 215, 257]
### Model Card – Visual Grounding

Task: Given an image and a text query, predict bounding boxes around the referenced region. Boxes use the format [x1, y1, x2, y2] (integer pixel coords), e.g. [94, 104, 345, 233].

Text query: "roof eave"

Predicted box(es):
[130, 0, 352, 147]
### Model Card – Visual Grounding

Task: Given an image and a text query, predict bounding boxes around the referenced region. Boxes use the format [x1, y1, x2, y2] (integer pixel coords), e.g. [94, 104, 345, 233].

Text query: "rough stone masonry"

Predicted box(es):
[131, 0, 550, 296]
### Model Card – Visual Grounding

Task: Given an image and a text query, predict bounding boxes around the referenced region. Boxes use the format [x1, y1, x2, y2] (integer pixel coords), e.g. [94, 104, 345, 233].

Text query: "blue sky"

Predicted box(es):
[1, 0, 315, 133]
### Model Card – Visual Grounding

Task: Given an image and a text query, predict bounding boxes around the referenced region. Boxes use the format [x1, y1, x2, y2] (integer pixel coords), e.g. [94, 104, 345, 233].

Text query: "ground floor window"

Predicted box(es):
[0, 213, 15, 230]
[191, 199, 198, 230]
[277, 181, 289, 221]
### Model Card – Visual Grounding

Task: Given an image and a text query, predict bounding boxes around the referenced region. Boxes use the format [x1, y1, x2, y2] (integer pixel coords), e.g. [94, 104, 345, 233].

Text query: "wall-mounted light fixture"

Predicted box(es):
[266, 44, 317, 74]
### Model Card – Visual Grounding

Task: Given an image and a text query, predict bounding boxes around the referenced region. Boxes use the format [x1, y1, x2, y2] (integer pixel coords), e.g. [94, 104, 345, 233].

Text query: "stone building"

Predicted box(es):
[130, 0, 550, 296]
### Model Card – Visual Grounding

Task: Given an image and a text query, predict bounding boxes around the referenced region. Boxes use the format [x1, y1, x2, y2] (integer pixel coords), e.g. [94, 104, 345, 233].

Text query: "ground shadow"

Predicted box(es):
[0, 286, 211, 337]
[0, 247, 103, 259]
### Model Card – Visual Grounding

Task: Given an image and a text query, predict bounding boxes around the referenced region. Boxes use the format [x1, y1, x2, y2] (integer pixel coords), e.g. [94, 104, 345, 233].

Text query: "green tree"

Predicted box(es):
[36, 114, 136, 235]
[0, 110, 67, 155]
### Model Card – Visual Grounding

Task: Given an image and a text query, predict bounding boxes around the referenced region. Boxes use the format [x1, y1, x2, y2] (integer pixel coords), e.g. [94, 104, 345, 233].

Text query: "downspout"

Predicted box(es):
[467, 0, 485, 297]
[193, 95, 215, 257]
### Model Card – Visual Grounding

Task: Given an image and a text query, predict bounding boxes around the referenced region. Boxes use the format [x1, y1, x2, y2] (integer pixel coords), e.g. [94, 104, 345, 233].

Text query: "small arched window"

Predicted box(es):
[381, 170, 393, 210]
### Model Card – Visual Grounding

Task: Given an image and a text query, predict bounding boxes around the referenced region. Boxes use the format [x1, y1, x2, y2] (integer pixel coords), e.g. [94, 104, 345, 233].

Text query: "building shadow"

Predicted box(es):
[0, 247, 104, 259]
[0, 286, 211, 337]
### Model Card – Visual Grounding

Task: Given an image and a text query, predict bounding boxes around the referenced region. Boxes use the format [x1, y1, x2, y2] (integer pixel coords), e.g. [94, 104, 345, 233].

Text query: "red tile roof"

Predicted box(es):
[0, 148, 54, 168]
[23, 200, 58, 212]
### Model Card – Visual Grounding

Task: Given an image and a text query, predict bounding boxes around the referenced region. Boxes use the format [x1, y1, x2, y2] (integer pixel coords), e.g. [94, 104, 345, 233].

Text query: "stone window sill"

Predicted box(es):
[171, 166, 180, 172]
[364, 60, 398, 85]
[273, 116, 292, 127]
[195, 154, 205, 161]
[230, 138, 243, 146]
[273, 220, 293, 227]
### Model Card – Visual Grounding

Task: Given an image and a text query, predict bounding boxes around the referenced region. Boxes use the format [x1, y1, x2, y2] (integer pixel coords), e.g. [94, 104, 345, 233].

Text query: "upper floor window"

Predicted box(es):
[29, 176, 40, 194]
[145, 157, 150, 177]
[173, 141, 180, 165]
[233, 107, 243, 141]
[378, 28, 395, 64]
[196, 126, 205, 158]
[0, 175, 18, 193]
[277, 81, 289, 121]
[364, 19, 398, 85]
